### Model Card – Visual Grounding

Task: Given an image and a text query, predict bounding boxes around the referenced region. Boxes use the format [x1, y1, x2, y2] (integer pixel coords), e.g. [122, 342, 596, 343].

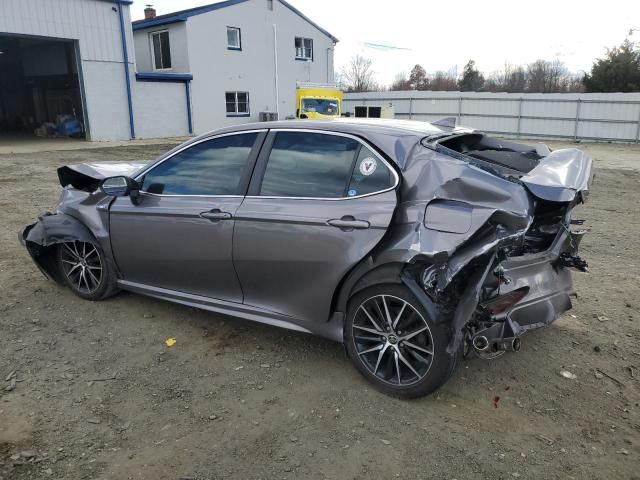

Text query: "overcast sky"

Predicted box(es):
[131, 0, 640, 86]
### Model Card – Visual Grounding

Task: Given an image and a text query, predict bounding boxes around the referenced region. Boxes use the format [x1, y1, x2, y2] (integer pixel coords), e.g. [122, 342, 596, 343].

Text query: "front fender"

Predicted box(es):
[21, 213, 97, 283]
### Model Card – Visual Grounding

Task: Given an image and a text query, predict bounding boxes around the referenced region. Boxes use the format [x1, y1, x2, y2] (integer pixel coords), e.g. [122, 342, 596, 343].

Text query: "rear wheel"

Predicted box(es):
[345, 284, 459, 398]
[57, 241, 118, 300]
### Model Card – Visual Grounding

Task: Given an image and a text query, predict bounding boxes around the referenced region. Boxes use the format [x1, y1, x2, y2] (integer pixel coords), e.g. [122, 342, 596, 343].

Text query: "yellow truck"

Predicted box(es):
[295, 83, 342, 119]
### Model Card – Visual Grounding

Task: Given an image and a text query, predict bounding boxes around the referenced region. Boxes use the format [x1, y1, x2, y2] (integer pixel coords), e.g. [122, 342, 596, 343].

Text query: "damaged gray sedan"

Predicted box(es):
[21, 119, 591, 398]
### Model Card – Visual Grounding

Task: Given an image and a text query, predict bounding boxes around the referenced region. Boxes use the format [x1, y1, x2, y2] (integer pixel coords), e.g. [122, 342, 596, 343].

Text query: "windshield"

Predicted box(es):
[301, 98, 339, 116]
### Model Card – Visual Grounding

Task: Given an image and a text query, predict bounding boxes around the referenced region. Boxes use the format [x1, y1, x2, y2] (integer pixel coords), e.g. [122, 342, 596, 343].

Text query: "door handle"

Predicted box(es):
[327, 216, 370, 231]
[200, 209, 232, 221]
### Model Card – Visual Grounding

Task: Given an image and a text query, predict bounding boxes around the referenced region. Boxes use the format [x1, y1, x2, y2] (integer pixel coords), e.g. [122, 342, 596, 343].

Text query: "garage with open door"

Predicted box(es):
[0, 34, 86, 141]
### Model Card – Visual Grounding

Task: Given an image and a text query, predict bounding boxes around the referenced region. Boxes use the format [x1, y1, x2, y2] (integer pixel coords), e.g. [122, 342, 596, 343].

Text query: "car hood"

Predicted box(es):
[58, 161, 150, 191]
[519, 148, 593, 203]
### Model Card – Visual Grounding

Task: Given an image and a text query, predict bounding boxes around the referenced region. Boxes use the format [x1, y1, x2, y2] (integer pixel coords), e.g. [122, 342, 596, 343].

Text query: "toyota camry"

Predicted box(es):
[21, 118, 592, 398]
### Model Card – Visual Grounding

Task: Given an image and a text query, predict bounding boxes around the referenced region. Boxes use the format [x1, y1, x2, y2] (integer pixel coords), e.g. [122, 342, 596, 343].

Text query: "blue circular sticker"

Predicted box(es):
[347, 189, 357, 197]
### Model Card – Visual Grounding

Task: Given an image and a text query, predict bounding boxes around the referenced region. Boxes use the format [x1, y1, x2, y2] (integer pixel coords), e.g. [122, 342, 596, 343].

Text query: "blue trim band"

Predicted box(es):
[117, 3, 135, 139]
[132, 15, 187, 30]
[136, 72, 194, 82]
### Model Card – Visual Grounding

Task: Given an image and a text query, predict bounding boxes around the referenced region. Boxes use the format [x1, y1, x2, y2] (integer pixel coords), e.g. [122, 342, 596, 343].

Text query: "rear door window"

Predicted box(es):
[259, 132, 358, 198]
[141, 133, 258, 195]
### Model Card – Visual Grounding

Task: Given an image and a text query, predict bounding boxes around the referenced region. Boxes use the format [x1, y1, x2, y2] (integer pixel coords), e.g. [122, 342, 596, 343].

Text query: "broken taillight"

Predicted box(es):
[480, 287, 529, 315]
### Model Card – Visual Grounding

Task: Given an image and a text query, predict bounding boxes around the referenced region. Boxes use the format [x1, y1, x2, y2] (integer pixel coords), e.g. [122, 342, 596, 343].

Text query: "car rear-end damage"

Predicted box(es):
[376, 131, 592, 359]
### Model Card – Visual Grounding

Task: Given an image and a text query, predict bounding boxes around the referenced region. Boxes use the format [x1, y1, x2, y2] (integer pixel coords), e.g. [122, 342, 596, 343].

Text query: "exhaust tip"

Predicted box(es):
[472, 335, 489, 351]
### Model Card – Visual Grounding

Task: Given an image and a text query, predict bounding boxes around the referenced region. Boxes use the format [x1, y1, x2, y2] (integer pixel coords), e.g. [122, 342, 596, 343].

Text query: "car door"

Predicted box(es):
[108, 130, 265, 301]
[233, 129, 399, 325]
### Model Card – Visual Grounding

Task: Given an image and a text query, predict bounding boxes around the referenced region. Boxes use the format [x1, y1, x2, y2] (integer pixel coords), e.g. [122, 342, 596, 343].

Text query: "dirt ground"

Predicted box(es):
[0, 139, 638, 480]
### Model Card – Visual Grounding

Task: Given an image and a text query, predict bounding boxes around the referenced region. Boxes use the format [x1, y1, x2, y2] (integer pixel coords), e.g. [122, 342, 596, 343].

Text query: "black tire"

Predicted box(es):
[345, 283, 460, 398]
[56, 240, 119, 301]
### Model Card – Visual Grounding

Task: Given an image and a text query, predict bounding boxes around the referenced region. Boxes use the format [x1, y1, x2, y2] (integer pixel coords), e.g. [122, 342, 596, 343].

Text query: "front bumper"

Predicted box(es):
[20, 221, 58, 281]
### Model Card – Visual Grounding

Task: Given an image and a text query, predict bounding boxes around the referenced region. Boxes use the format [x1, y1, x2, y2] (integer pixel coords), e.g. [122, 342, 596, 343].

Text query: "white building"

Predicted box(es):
[0, 0, 335, 141]
[0, 0, 143, 141]
[132, 0, 338, 133]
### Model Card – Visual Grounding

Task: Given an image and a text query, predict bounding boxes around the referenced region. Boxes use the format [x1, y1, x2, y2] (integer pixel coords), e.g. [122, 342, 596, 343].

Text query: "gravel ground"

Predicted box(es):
[0, 140, 638, 480]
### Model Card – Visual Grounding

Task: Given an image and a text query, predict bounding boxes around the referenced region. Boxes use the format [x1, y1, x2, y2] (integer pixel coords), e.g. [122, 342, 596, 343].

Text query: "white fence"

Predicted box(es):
[343, 91, 640, 142]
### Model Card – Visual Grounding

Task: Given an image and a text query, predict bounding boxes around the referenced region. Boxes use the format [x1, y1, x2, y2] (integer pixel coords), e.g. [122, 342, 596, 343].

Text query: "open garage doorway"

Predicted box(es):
[0, 34, 88, 144]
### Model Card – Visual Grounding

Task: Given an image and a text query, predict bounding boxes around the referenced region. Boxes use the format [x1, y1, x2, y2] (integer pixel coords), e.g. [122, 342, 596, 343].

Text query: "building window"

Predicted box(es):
[295, 37, 313, 60]
[225, 92, 250, 116]
[227, 27, 241, 50]
[151, 30, 171, 70]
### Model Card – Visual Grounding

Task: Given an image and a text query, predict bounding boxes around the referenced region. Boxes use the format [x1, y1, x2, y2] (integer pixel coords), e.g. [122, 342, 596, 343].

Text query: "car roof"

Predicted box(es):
[202, 118, 475, 168]
[214, 118, 468, 137]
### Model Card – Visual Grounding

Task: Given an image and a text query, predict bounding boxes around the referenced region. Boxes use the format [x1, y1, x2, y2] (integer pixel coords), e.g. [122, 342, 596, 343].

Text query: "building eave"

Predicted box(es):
[132, 0, 249, 31]
[131, 0, 338, 42]
[277, 0, 338, 43]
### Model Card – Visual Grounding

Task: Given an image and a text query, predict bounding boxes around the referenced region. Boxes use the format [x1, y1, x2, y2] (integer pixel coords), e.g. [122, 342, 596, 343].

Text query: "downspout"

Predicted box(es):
[326, 46, 331, 83]
[185, 81, 193, 134]
[116, 3, 136, 139]
[272, 24, 280, 119]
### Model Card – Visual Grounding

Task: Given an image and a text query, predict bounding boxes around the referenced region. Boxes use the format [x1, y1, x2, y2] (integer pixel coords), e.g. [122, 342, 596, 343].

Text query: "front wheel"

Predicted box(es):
[345, 284, 459, 398]
[57, 241, 118, 300]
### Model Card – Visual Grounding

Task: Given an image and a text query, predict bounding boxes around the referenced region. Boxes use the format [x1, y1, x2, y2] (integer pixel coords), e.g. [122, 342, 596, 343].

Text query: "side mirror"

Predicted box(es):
[100, 176, 139, 197]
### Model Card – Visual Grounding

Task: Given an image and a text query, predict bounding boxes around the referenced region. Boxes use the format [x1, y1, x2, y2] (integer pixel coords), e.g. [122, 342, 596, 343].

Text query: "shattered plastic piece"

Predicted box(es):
[165, 338, 177, 347]
[560, 370, 577, 380]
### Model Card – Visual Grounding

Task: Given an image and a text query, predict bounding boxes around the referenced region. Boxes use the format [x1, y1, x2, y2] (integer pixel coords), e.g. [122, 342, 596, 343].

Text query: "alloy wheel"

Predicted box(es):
[60, 241, 103, 294]
[352, 294, 435, 386]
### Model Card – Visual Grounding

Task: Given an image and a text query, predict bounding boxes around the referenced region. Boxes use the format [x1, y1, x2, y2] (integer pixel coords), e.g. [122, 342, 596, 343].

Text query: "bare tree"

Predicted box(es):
[406, 65, 458, 91]
[484, 63, 526, 92]
[526, 59, 581, 92]
[428, 70, 458, 91]
[340, 55, 377, 92]
[389, 59, 584, 93]
[390, 72, 412, 91]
